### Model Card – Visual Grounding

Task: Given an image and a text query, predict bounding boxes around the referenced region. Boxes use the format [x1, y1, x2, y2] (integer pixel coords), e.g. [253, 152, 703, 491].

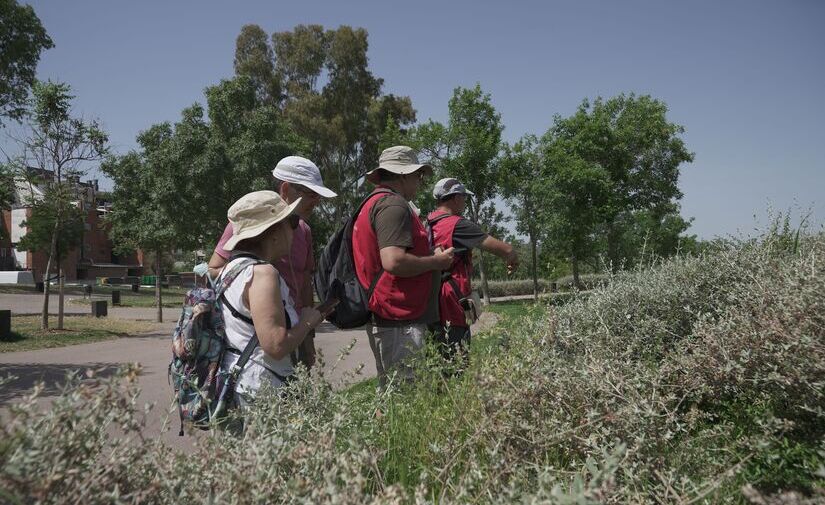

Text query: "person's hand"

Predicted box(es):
[300, 333, 317, 368]
[506, 250, 520, 275]
[298, 306, 325, 331]
[433, 247, 455, 270]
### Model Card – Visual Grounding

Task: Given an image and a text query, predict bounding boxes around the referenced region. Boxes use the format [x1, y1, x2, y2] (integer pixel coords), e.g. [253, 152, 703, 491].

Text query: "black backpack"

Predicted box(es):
[315, 189, 392, 329]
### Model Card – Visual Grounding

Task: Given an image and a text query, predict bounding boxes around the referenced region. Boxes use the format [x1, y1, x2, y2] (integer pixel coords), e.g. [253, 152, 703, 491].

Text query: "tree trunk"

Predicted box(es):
[40, 220, 60, 330]
[530, 231, 538, 301]
[58, 260, 64, 330]
[478, 252, 491, 305]
[469, 198, 491, 305]
[571, 253, 582, 291]
[606, 220, 621, 273]
[155, 249, 163, 323]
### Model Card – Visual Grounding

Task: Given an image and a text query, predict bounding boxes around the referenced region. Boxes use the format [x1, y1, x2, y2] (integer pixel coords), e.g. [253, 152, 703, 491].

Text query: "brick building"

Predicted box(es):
[1, 170, 143, 283]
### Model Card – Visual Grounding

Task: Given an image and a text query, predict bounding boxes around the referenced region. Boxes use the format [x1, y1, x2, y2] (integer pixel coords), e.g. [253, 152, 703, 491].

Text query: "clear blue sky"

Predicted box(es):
[16, 0, 825, 239]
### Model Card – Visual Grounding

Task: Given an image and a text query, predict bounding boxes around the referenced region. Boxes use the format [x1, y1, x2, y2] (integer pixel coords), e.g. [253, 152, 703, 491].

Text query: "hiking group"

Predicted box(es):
[170, 145, 518, 429]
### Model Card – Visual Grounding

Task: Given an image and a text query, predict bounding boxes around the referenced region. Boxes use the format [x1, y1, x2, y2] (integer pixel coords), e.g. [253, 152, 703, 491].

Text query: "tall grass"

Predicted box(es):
[1, 223, 823, 503]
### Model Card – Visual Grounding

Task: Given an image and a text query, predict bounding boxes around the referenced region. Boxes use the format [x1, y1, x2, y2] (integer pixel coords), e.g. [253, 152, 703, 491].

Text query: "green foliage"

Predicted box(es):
[0, 226, 823, 502]
[413, 84, 503, 216]
[3, 79, 108, 327]
[28, 81, 108, 160]
[543, 93, 695, 274]
[233, 24, 281, 104]
[15, 185, 84, 261]
[539, 139, 612, 285]
[266, 24, 417, 240]
[0, 0, 53, 125]
[410, 84, 505, 299]
[103, 75, 303, 253]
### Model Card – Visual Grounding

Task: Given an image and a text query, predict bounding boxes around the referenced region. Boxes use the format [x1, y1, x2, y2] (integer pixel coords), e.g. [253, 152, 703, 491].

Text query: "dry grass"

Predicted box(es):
[0, 220, 823, 503]
[1, 315, 165, 353]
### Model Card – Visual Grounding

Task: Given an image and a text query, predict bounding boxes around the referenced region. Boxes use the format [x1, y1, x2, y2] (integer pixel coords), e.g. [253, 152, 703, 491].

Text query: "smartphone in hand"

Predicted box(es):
[315, 297, 340, 316]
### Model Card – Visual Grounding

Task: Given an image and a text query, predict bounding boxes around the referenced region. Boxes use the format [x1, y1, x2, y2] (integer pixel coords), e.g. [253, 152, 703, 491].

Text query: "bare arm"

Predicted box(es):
[207, 250, 228, 280]
[379, 246, 455, 277]
[479, 236, 519, 274]
[246, 265, 323, 360]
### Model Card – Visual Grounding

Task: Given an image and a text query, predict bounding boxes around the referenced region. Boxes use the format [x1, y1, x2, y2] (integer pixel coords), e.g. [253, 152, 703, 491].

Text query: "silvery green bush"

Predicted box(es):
[1, 225, 823, 503]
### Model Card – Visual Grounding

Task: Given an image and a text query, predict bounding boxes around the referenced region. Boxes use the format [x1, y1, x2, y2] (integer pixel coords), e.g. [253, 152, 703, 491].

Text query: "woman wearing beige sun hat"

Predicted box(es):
[216, 191, 329, 408]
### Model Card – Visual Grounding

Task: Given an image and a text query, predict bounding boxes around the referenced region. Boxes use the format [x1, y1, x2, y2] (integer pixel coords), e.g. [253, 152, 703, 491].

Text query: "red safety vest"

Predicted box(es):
[427, 210, 473, 328]
[352, 188, 433, 321]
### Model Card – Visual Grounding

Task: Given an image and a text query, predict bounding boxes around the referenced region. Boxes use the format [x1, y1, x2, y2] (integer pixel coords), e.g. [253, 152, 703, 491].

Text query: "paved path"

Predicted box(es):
[0, 320, 378, 450]
[0, 292, 179, 320]
[1, 289, 499, 450]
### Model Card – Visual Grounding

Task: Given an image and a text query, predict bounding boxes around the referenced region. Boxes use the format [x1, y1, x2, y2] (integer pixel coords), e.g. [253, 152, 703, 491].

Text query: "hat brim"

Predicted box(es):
[442, 188, 475, 198]
[366, 163, 433, 184]
[223, 198, 302, 251]
[301, 181, 338, 198]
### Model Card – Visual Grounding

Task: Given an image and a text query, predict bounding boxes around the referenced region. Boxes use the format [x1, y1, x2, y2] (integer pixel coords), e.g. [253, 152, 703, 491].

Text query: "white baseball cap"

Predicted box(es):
[433, 177, 474, 200]
[271, 156, 338, 198]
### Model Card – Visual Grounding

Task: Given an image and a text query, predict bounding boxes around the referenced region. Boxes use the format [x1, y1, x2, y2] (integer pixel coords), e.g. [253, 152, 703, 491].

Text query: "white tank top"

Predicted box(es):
[219, 257, 299, 395]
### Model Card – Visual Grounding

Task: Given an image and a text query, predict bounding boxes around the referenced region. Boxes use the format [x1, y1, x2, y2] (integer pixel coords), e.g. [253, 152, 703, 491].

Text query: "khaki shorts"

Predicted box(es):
[366, 322, 426, 388]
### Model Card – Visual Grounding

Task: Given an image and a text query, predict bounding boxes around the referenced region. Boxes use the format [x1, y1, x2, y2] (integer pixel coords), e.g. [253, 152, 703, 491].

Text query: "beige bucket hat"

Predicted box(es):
[223, 191, 302, 251]
[366, 145, 433, 184]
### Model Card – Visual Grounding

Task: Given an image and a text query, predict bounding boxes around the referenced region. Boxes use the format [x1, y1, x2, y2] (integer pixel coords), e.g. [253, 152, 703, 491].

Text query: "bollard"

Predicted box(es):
[0, 310, 10, 340]
[131, 284, 139, 293]
[112, 290, 121, 306]
[91, 300, 108, 318]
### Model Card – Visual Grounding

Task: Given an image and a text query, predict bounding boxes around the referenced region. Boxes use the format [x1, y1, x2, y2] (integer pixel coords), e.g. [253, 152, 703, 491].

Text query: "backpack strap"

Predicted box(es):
[426, 212, 454, 249]
[215, 256, 266, 299]
[441, 271, 467, 300]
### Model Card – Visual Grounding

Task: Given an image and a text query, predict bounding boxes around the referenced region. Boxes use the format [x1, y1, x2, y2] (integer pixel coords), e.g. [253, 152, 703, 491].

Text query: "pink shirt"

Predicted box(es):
[215, 219, 315, 310]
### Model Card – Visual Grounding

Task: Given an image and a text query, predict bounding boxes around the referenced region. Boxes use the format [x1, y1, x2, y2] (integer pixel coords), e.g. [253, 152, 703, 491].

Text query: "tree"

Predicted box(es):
[500, 135, 544, 300]
[201, 76, 304, 239]
[103, 75, 304, 321]
[0, 0, 53, 125]
[538, 137, 611, 289]
[101, 133, 177, 323]
[234, 24, 281, 105]
[551, 94, 694, 271]
[610, 203, 696, 266]
[5, 81, 107, 329]
[243, 24, 417, 242]
[16, 184, 84, 328]
[410, 84, 504, 303]
[0, 163, 13, 239]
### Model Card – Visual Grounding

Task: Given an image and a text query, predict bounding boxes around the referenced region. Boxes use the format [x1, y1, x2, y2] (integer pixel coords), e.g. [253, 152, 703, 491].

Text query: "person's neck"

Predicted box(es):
[436, 205, 457, 216]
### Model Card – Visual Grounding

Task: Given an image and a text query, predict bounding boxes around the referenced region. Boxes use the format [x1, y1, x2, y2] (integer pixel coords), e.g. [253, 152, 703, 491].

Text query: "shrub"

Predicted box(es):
[1, 225, 823, 503]
[484, 278, 554, 297]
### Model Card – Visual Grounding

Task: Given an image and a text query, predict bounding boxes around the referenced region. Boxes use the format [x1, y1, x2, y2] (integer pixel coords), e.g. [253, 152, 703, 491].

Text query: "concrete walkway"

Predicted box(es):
[1, 290, 498, 451]
[1, 292, 176, 320]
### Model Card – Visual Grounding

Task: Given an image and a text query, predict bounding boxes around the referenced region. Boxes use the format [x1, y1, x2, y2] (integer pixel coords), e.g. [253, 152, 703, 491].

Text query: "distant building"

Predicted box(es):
[0, 169, 143, 282]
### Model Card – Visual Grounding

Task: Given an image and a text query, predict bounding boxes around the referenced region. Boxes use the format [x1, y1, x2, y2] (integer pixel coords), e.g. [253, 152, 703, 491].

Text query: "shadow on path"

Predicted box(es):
[0, 362, 122, 406]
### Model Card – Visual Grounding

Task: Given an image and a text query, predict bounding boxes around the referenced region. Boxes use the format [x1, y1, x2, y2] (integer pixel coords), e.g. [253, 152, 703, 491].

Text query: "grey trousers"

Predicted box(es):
[366, 322, 426, 388]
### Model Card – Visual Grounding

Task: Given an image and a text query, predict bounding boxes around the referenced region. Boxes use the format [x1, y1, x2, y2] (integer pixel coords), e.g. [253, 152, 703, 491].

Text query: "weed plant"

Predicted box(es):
[1, 223, 823, 503]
